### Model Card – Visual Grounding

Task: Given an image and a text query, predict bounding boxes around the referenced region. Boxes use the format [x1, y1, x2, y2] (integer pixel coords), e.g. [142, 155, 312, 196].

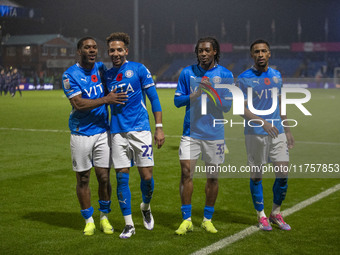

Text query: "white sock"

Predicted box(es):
[100, 212, 108, 221]
[257, 210, 266, 219]
[124, 214, 134, 226]
[203, 217, 211, 222]
[272, 203, 281, 216]
[85, 216, 94, 224]
[185, 217, 192, 221]
[141, 202, 150, 211]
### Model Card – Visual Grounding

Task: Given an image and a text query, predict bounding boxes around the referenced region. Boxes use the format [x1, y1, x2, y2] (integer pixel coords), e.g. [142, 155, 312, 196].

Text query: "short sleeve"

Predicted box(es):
[62, 72, 81, 99]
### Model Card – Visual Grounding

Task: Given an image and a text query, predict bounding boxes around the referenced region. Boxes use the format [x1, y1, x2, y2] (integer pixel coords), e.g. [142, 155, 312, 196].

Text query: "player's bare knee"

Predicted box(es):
[77, 178, 90, 188]
[181, 166, 193, 180]
[138, 166, 153, 180]
[141, 174, 152, 181]
[97, 175, 110, 186]
[181, 174, 193, 188]
[207, 177, 218, 186]
[251, 177, 262, 182]
[76, 171, 90, 187]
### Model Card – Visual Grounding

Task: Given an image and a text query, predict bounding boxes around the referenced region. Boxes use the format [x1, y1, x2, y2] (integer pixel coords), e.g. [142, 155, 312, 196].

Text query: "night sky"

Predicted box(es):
[4, 1, 340, 42]
[2, 0, 340, 61]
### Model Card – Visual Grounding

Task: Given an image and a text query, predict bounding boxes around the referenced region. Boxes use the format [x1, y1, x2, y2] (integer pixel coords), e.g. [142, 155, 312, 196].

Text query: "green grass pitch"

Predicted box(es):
[0, 89, 339, 254]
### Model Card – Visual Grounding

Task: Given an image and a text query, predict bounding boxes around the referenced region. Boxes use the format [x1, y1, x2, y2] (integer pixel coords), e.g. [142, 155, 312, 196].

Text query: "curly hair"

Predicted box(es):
[106, 32, 130, 47]
[195, 37, 220, 64]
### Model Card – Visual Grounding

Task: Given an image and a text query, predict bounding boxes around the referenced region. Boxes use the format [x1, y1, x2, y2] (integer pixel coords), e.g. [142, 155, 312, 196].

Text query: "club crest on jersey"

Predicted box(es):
[63, 78, 70, 89]
[91, 75, 98, 83]
[273, 76, 279, 84]
[212, 76, 222, 84]
[125, 70, 134, 78]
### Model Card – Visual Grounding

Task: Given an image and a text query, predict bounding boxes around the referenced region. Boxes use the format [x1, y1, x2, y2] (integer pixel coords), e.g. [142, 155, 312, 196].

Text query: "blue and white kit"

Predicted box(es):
[105, 61, 161, 134]
[175, 64, 234, 140]
[62, 62, 109, 136]
[237, 66, 284, 135]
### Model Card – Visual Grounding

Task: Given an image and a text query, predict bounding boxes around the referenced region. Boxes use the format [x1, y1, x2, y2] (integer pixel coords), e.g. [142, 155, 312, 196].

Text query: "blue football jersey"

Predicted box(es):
[105, 61, 155, 133]
[237, 66, 284, 135]
[175, 64, 234, 140]
[62, 62, 109, 136]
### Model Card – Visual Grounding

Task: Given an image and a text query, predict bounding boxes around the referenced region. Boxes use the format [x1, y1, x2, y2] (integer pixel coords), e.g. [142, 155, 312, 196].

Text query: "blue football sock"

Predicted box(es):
[116, 172, 131, 216]
[250, 179, 264, 212]
[204, 205, 215, 220]
[181, 204, 192, 220]
[140, 176, 154, 204]
[80, 206, 94, 220]
[273, 178, 288, 206]
[98, 200, 111, 214]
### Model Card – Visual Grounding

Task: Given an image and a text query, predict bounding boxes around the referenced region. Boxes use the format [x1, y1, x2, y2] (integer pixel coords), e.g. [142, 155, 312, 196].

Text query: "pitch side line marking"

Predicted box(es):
[191, 183, 340, 255]
[165, 135, 340, 146]
[0, 128, 339, 146]
[0, 127, 69, 133]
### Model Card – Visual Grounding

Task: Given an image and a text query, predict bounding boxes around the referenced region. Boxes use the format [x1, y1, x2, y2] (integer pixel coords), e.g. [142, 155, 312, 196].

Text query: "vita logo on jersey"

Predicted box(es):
[83, 74, 103, 97]
[253, 76, 280, 99]
[113, 70, 135, 93]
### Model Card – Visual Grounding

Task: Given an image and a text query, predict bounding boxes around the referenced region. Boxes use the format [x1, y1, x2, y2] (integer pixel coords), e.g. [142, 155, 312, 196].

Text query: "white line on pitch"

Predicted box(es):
[166, 135, 340, 146]
[0, 127, 69, 133]
[191, 183, 340, 255]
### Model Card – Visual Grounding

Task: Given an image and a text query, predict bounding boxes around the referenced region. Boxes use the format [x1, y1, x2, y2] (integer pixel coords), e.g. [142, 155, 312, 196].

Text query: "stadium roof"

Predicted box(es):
[3, 34, 75, 46]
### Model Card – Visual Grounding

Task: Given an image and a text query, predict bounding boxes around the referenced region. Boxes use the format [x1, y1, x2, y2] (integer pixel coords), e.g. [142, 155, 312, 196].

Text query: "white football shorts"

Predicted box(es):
[70, 131, 111, 172]
[179, 136, 225, 165]
[111, 131, 154, 169]
[245, 133, 289, 166]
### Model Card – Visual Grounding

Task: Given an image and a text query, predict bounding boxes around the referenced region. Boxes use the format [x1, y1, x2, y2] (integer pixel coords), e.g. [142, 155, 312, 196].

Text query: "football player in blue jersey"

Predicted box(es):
[174, 37, 234, 235]
[237, 39, 294, 231]
[105, 32, 165, 239]
[62, 37, 128, 236]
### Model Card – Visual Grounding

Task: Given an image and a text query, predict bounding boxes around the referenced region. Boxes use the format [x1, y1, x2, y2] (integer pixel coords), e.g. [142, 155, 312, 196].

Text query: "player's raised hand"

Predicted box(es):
[200, 76, 211, 86]
[105, 88, 128, 104]
[190, 86, 202, 101]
